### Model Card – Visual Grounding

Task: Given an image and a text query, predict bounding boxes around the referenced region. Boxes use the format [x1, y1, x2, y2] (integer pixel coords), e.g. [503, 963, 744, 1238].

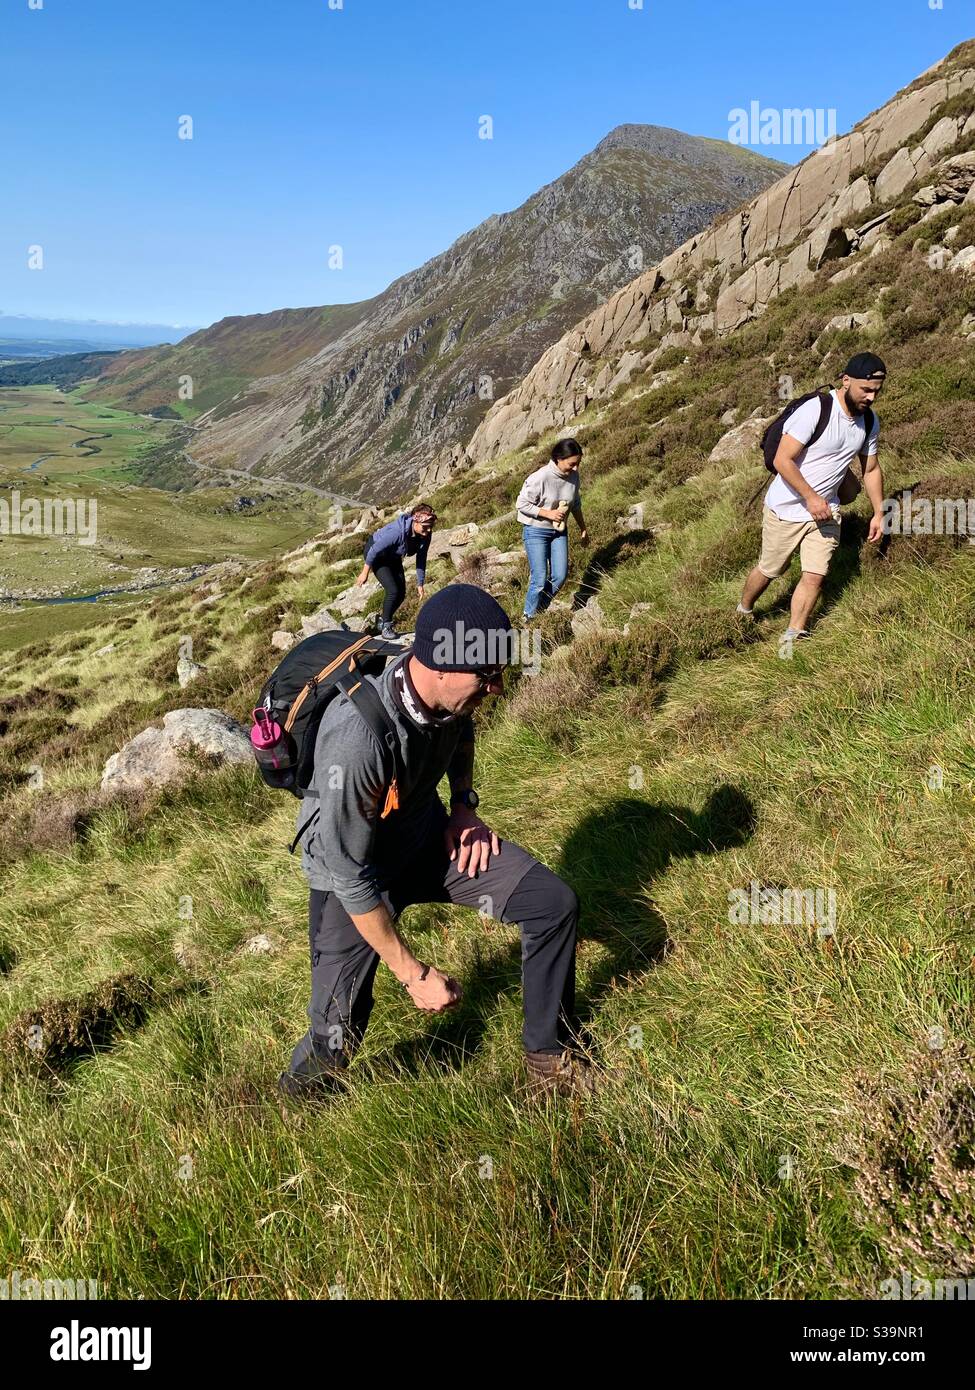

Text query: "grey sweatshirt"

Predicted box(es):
[516, 460, 582, 529]
[295, 649, 473, 915]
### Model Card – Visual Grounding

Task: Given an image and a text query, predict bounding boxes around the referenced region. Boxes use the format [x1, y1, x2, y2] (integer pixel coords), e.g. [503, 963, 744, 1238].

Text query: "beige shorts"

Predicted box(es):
[758, 505, 841, 579]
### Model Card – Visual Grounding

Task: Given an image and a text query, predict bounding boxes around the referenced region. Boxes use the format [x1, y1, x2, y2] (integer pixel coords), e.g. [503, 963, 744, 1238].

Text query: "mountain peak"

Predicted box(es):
[590, 122, 789, 169]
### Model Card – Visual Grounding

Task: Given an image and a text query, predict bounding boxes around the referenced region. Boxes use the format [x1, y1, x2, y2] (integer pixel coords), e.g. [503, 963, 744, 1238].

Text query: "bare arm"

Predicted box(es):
[861, 450, 885, 542]
[774, 433, 833, 522]
[348, 903, 460, 1012]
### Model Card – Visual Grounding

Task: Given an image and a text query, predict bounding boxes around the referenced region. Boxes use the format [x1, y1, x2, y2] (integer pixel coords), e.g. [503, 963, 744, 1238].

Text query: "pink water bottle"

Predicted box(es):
[250, 708, 291, 773]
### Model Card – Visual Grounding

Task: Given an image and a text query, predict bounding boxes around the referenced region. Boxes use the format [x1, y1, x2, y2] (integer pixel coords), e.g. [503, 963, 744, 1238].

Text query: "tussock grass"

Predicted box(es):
[2, 144, 975, 1298]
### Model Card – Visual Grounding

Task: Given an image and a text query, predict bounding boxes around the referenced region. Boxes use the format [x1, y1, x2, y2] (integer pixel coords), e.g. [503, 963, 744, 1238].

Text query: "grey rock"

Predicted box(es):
[709, 415, 773, 464]
[949, 245, 975, 274]
[177, 656, 206, 688]
[101, 708, 253, 794]
[570, 596, 606, 638]
[242, 934, 276, 955]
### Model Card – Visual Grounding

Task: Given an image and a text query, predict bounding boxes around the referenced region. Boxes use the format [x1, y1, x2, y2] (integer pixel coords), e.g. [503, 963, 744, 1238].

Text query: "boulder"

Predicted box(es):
[429, 522, 478, 560]
[242, 934, 276, 956]
[913, 153, 975, 208]
[606, 349, 648, 393]
[271, 630, 297, 651]
[570, 596, 607, 639]
[101, 708, 252, 794]
[958, 313, 975, 340]
[859, 220, 891, 250]
[330, 579, 382, 619]
[811, 311, 881, 353]
[351, 506, 382, 535]
[176, 656, 206, 689]
[708, 415, 774, 465]
[300, 606, 339, 637]
[921, 115, 961, 160]
[926, 246, 953, 270]
[949, 245, 975, 275]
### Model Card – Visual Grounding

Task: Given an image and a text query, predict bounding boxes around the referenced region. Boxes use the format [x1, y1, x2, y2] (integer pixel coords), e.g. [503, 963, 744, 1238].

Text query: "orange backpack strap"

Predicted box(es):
[381, 780, 400, 819]
[333, 663, 403, 818]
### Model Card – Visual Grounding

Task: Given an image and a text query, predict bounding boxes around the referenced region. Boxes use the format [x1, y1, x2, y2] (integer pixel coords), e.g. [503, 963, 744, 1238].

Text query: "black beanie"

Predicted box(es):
[413, 583, 516, 671]
[843, 352, 886, 380]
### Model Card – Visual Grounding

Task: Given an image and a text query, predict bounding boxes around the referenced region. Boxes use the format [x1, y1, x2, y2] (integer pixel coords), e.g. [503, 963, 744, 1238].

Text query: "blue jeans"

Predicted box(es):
[522, 524, 568, 618]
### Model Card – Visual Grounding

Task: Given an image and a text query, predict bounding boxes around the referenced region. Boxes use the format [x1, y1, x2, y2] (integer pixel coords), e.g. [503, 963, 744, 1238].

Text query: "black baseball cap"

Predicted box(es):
[842, 352, 887, 381]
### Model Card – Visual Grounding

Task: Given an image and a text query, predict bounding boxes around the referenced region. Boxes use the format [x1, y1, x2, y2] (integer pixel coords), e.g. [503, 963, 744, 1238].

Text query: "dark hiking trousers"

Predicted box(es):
[371, 553, 406, 626]
[286, 832, 580, 1079]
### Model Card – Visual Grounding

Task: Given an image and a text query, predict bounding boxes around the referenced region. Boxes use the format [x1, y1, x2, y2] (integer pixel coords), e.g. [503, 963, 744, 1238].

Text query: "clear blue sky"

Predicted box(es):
[1, 0, 969, 329]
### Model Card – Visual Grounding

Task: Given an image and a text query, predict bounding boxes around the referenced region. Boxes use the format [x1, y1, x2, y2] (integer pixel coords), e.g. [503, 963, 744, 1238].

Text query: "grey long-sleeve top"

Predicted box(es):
[516, 460, 581, 528]
[295, 650, 472, 915]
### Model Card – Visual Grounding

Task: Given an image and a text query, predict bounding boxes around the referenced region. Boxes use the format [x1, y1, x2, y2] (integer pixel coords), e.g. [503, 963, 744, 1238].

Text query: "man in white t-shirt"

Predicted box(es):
[737, 352, 887, 642]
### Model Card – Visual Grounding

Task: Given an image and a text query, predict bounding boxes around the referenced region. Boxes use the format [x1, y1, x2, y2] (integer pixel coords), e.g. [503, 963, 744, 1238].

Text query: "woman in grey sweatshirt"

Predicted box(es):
[515, 438, 589, 618]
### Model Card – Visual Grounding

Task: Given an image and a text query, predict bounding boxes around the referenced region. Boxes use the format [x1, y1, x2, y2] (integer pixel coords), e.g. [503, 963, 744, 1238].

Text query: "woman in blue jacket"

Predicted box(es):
[355, 503, 437, 638]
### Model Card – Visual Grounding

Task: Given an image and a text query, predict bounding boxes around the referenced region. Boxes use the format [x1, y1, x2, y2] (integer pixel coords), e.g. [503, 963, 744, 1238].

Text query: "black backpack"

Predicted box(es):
[760, 387, 874, 470]
[251, 628, 406, 854]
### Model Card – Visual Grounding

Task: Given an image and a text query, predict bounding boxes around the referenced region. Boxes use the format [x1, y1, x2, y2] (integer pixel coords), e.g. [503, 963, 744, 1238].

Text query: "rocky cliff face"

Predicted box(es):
[452, 43, 975, 479]
[145, 127, 783, 503]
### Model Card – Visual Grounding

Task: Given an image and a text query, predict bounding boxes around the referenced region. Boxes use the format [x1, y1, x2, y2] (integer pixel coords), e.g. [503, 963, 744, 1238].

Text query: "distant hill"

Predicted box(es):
[0, 315, 198, 353]
[0, 351, 123, 390]
[84, 126, 786, 501]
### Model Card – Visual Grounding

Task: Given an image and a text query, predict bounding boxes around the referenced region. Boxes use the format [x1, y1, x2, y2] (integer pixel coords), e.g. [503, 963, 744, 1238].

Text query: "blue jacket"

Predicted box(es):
[364, 512, 430, 585]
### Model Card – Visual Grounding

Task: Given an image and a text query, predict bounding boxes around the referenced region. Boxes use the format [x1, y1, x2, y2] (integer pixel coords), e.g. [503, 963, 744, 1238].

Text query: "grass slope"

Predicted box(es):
[0, 178, 974, 1300]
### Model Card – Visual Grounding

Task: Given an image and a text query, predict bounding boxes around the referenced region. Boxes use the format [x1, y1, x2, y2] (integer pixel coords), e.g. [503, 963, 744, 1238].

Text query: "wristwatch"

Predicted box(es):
[451, 788, 479, 810]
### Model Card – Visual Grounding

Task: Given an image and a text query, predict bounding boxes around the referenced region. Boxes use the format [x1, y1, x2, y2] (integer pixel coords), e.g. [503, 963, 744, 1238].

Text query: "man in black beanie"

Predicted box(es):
[738, 352, 887, 641]
[281, 582, 594, 1101]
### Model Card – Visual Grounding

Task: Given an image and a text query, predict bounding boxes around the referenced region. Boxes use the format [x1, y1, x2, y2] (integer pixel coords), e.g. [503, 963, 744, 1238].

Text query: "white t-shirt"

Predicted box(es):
[765, 390, 880, 522]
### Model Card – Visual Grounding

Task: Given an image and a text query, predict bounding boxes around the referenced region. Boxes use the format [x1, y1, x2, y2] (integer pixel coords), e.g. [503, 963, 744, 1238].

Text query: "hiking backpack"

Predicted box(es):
[249, 628, 406, 854]
[760, 387, 874, 471]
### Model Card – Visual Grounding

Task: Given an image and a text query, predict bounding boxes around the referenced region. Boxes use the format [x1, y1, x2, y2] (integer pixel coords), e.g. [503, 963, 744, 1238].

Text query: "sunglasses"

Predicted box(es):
[471, 666, 504, 689]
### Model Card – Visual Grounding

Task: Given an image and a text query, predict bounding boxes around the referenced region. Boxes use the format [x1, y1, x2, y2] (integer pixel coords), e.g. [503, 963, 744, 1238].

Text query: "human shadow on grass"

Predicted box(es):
[384, 784, 755, 1078]
[532, 528, 659, 616]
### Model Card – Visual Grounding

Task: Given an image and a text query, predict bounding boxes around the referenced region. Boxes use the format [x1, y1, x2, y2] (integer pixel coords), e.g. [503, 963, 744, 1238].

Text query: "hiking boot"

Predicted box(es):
[380, 623, 403, 641]
[277, 1055, 349, 1107]
[522, 1047, 599, 1100]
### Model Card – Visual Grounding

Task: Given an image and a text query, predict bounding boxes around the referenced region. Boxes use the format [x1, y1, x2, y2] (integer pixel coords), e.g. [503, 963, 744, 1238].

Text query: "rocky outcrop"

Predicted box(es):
[100, 709, 253, 794]
[708, 415, 775, 465]
[459, 44, 975, 469]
